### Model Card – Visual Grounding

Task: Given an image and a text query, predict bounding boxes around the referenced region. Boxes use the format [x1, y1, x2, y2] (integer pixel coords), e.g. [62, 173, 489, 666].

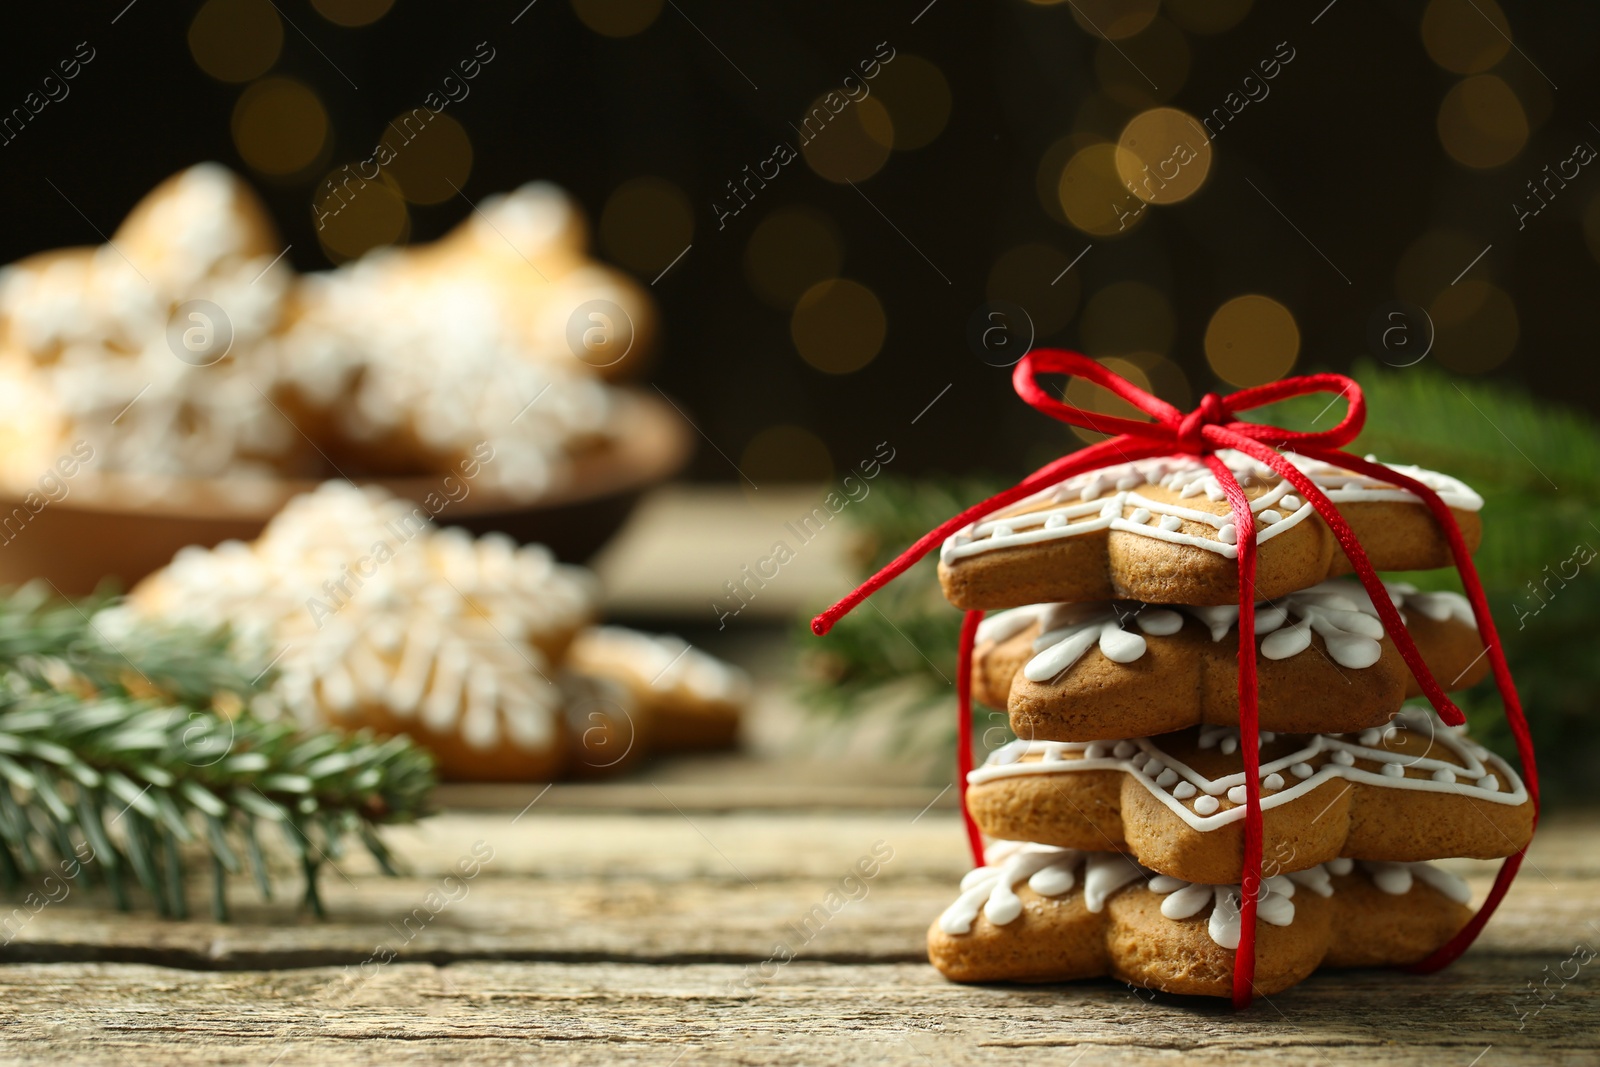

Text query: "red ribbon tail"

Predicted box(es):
[1210, 438, 1539, 983]
[957, 610, 985, 869]
[1301, 450, 1542, 973]
[1206, 455, 1263, 1009]
[810, 437, 1166, 636]
[1212, 435, 1466, 725]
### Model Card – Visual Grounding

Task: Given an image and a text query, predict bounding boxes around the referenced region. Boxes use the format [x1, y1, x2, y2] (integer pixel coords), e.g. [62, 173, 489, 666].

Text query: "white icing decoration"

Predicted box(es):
[940, 452, 1482, 565]
[1007, 579, 1465, 684]
[971, 705, 1528, 833]
[940, 844, 1331, 953]
[1359, 861, 1472, 905]
[0, 169, 625, 499]
[1286, 866, 1334, 897]
[975, 605, 1051, 645]
[1146, 863, 1319, 948]
[100, 482, 598, 752]
[936, 846, 1143, 934]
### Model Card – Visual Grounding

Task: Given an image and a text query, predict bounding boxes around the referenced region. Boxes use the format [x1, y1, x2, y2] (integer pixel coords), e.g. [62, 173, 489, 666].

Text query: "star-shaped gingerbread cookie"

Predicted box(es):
[928, 843, 1472, 997]
[971, 580, 1488, 739]
[938, 452, 1482, 610]
[965, 707, 1533, 885]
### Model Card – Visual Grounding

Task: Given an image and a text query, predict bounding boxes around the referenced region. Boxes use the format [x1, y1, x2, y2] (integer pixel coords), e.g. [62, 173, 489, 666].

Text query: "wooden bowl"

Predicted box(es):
[0, 389, 693, 595]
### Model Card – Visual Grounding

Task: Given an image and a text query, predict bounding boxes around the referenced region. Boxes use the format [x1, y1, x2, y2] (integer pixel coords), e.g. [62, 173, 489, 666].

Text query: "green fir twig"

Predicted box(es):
[0, 585, 434, 921]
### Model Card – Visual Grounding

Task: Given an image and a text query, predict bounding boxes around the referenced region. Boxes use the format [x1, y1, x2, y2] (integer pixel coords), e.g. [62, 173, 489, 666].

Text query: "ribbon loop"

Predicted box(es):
[1010, 349, 1368, 457]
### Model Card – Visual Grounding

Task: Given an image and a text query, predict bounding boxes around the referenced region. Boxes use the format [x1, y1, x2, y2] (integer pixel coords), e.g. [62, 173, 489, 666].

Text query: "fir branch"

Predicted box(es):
[795, 477, 1003, 750]
[0, 585, 434, 921]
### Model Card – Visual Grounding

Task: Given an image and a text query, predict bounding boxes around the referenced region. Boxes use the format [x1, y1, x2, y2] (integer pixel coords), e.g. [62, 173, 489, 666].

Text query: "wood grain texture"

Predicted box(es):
[0, 958, 1593, 1066]
[0, 801, 1593, 1064]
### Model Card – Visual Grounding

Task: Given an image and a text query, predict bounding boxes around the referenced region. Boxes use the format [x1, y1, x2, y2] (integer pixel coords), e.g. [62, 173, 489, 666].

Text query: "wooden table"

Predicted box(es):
[0, 754, 1594, 1065]
[2, 486, 1594, 1064]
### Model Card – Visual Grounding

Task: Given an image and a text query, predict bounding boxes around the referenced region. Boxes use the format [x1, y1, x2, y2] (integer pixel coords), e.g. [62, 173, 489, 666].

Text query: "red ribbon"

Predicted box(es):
[812, 349, 1539, 1008]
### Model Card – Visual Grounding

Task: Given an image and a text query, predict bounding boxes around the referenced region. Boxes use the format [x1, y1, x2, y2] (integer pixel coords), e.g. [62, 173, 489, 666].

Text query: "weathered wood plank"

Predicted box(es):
[0, 873, 1586, 967]
[0, 958, 1591, 1066]
[431, 775, 960, 813]
[0, 812, 1591, 968]
[317, 810, 1600, 882]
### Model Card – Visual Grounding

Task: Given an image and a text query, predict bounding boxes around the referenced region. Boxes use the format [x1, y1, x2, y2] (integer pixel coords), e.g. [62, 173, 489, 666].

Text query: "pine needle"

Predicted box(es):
[0, 584, 435, 919]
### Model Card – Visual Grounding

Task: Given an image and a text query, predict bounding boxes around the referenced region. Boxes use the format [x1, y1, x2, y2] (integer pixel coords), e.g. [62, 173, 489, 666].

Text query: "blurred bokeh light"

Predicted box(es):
[378, 112, 474, 205]
[314, 168, 409, 262]
[790, 279, 886, 374]
[1065, 354, 1153, 443]
[1081, 280, 1174, 355]
[739, 424, 834, 485]
[1165, 0, 1252, 35]
[1204, 294, 1299, 387]
[188, 0, 282, 83]
[1430, 280, 1519, 374]
[1058, 143, 1145, 236]
[802, 97, 895, 183]
[310, 0, 395, 27]
[1438, 75, 1528, 169]
[571, 0, 663, 37]
[1095, 18, 1190, 107]
[871, 55, 952, 152]
[1116, 107, 1211, 204]
[1422, 0, 1512, 74]
[986, 243, 1081, 336]
[1395, 228, 1487, 307]
[745, 207, 844, 310]
[1066, 0, 1159, 40]
[232, 77, 329, 177]
[600, 177, 694, 275]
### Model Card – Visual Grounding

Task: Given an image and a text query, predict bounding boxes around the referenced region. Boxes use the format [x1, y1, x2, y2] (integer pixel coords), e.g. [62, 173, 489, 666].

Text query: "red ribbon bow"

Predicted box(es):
[813, 350, 1538, 1008]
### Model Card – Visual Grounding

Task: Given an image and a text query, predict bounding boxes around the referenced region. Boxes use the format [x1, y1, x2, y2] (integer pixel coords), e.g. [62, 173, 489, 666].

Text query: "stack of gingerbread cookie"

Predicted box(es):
[924, 451, 1535, 997]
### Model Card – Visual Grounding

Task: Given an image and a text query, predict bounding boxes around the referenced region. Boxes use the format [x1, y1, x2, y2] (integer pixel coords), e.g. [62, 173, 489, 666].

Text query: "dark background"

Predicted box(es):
[2, 0, 1598, 483]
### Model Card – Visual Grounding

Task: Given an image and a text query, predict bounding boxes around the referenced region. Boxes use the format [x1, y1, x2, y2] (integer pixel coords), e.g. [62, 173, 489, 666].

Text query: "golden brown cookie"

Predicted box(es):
[0, 164, 310, 482]
[564, 626, 748, 752]
[107, 482, 599, 782]
[408, 181, 657, 380]
[965, 707, 1534, 884]
[927, 844, 1473, 996]
[562, 670, 650, 780]
[938, 453, 1482, 610]
[974, 580, 1488, 739]
[0, 165, 653, 502]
